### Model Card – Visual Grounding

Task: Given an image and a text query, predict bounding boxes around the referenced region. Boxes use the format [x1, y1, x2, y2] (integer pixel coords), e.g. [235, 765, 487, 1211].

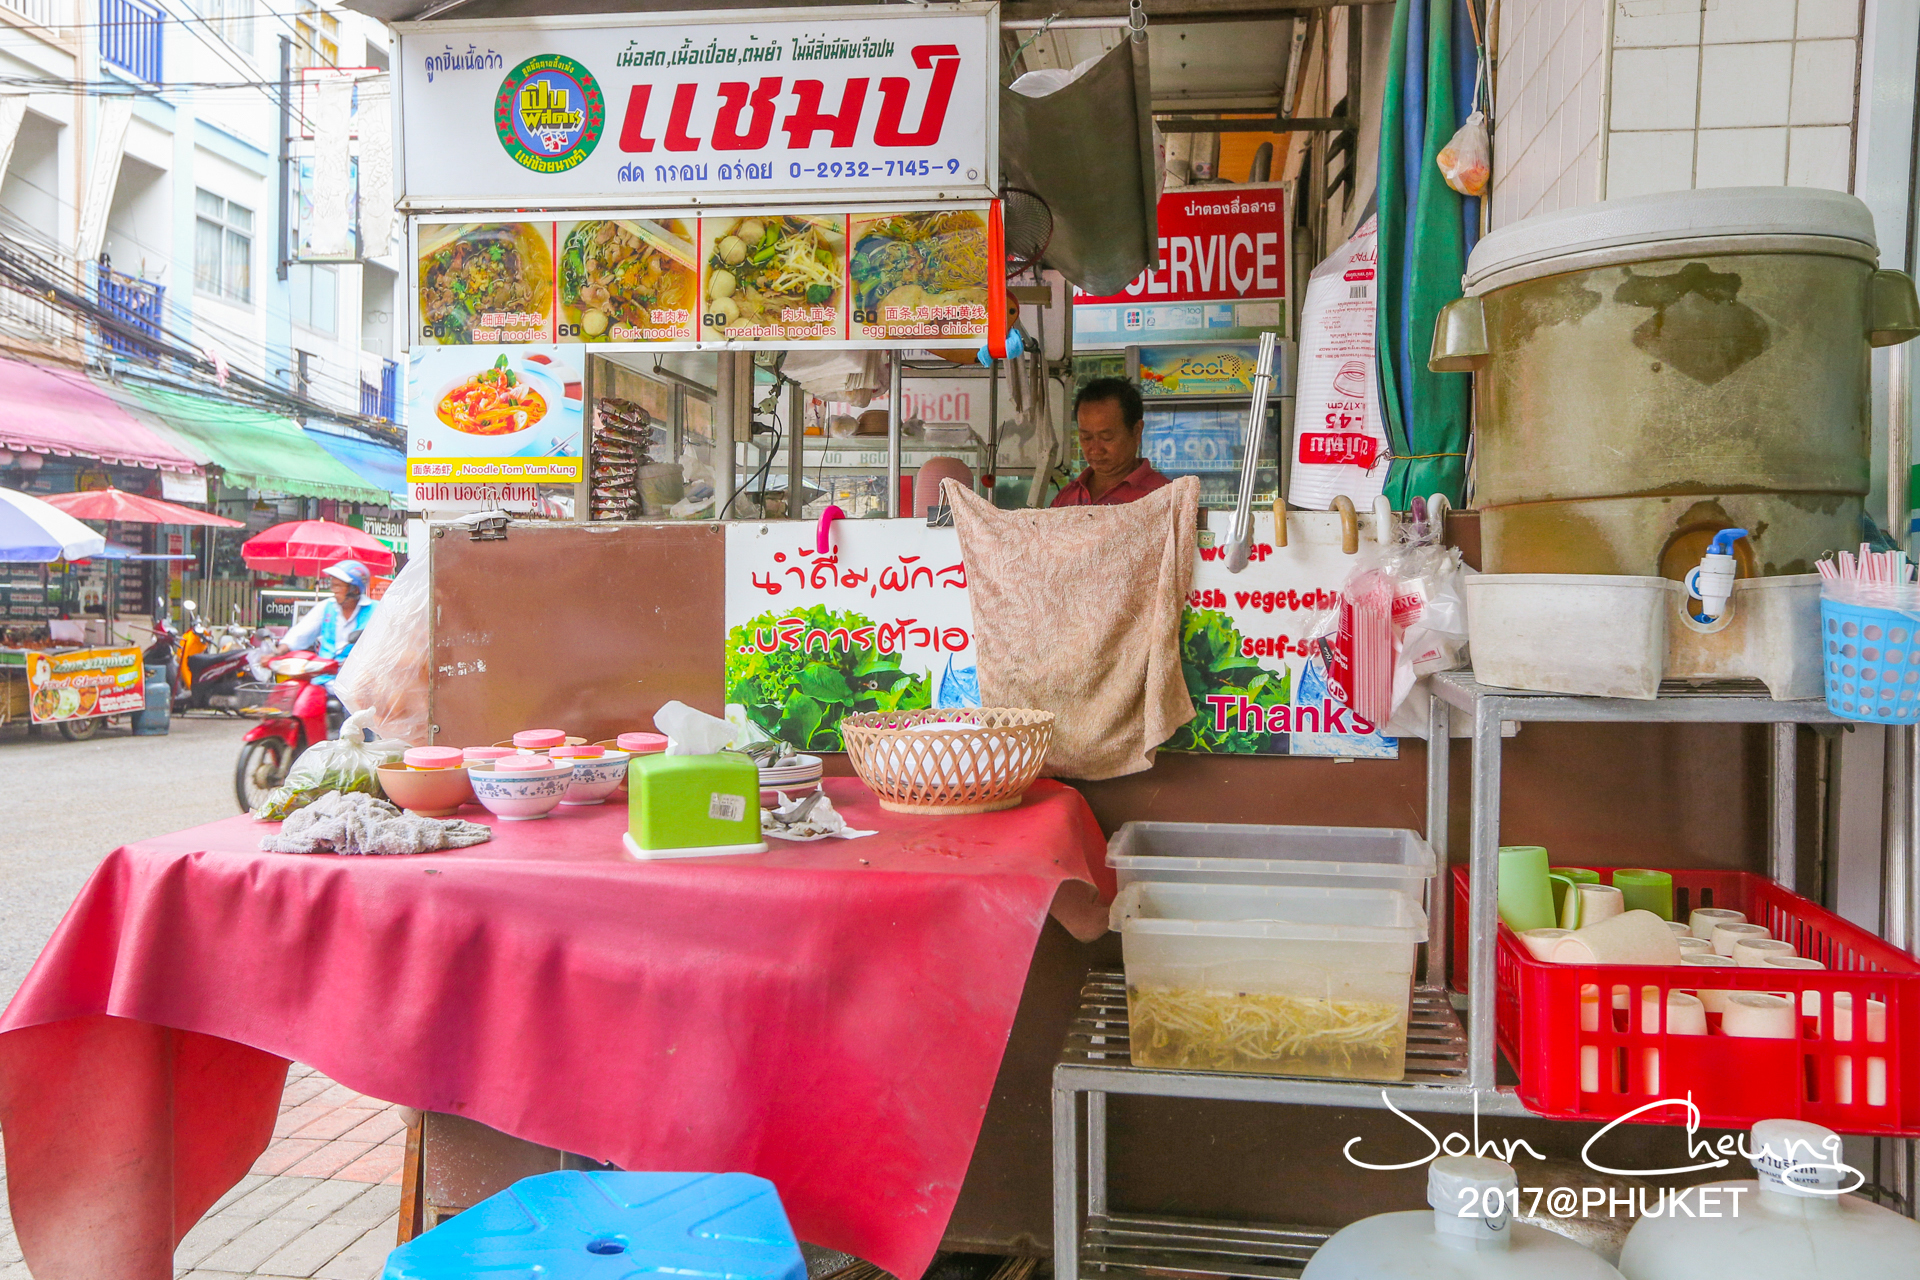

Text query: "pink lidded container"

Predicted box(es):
[513, 729, 568, 751]
[495, 754, 562, 773]
[403, 746, 465, 770]
[616, 732, 669, 755]
[549, 744, 606, 760]
[463, 747, 516, 764]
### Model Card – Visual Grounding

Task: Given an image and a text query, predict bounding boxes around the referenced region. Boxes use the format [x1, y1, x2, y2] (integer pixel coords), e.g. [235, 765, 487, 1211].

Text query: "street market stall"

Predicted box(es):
[16, 3, 1920, 1280]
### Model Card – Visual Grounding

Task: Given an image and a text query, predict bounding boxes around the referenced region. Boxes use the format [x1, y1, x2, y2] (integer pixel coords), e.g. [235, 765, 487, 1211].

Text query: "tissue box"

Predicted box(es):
[623, 752, 768, 860]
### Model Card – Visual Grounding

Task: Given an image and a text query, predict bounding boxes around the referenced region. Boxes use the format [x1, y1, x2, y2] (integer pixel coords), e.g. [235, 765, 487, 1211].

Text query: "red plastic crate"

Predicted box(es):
[1449, 864, 1920, 1134]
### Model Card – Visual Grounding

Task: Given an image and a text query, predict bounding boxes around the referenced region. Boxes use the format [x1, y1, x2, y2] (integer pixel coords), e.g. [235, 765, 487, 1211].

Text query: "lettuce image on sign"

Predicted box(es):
[495, 54, 605, 173]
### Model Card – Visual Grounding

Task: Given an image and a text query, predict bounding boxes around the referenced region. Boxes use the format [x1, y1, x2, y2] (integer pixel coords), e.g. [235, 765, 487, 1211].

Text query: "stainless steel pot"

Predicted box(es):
[1430, 187, 1920, 576]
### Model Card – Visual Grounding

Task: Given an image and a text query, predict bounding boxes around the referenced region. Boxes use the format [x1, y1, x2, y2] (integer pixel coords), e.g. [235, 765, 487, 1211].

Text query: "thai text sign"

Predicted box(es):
[394, 6, 996, 209]
[724, 513, 1395, 759]
[1075, 185, 1289, 346]
[26, 647, 144, 723]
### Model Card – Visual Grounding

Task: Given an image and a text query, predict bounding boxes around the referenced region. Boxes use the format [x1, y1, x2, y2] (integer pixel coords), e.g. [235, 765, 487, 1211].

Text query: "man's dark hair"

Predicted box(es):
[1074, 377, 1145, 429]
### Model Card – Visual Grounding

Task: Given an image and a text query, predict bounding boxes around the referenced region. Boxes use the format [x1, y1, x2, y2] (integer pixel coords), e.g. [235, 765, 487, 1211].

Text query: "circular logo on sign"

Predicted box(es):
[494, 54, 604, 173]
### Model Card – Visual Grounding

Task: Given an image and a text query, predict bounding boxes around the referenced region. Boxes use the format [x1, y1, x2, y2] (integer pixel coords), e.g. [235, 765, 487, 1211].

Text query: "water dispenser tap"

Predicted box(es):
[1685, 528, 1749, 623]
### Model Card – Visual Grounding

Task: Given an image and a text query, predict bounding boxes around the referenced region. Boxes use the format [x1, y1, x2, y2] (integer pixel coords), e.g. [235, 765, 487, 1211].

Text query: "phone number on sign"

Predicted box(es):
[787, 158, 965, 179]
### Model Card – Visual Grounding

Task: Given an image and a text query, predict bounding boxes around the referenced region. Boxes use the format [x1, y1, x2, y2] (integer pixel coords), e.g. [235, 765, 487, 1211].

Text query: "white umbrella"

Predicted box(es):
[0, 487, 108, 562]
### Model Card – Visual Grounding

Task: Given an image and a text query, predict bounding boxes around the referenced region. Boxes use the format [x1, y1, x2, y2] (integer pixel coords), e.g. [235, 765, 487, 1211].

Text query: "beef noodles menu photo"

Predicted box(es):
[405, 345, 586, 497]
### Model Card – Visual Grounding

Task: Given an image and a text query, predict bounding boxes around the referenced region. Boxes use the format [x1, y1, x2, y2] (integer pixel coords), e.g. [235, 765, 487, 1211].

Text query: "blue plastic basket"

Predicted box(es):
[1821, 596, 1920, 723]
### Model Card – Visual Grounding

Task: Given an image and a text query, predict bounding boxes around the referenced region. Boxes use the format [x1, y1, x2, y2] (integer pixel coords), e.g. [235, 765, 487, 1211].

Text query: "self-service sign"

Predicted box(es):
[1074, 185, 1289, 347]
[394, 5, 996, 209]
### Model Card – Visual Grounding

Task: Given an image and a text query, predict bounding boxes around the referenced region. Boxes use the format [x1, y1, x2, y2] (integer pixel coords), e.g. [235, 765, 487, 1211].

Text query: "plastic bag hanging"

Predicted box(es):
[1438, 25, 1491, 197]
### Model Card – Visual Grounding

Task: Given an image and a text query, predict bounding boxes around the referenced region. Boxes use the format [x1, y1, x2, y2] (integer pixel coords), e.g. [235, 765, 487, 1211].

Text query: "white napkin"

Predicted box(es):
[761, 791, 876, 842]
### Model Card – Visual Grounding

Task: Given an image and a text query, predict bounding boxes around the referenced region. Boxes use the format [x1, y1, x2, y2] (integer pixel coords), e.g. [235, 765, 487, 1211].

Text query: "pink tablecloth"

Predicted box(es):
[0, 778, 1111, 1280]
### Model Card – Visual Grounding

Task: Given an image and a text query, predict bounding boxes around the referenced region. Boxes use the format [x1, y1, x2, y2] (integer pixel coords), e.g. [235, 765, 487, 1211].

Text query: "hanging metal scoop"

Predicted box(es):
[1224, 330, 1278, 573]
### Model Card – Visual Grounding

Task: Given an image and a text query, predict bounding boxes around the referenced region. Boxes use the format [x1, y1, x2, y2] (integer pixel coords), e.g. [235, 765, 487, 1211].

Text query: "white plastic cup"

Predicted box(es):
[1712, 922, 1772, 957]
[1690, 906, 1746, 940]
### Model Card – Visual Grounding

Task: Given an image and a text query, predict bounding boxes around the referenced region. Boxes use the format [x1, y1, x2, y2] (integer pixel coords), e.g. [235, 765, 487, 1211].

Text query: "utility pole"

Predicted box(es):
[277, 35, 292, 282]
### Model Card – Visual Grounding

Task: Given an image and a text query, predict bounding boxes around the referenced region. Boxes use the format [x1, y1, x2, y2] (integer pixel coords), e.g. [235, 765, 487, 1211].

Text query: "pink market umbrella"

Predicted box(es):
[42, 486, 244, 528]
[241, 519, 395, 576]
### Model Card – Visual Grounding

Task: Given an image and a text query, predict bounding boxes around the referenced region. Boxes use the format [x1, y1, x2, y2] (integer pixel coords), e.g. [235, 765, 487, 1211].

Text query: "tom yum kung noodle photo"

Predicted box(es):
[437, 355, 548, 436]
[702, 215, 845, 340]
[417, 223, 555, 344]
[558, 218, 697, 342]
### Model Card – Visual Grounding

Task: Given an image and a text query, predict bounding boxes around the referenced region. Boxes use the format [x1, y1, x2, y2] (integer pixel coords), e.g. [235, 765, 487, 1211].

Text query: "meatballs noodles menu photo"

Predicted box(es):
[410, 208, 990, 350]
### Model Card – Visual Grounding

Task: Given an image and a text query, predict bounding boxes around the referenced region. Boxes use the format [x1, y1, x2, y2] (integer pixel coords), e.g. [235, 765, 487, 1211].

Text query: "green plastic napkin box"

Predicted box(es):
[624, 752, 768, 860]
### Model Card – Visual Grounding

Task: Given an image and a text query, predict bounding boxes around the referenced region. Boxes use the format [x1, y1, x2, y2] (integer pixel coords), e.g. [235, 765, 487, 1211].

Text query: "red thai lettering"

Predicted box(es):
[664, 83, 702, 152]
[713, 77, 782, 151]
[874, 44, 959, 147]
[618, 84, 655, 153]
[783, 79, 869, 148]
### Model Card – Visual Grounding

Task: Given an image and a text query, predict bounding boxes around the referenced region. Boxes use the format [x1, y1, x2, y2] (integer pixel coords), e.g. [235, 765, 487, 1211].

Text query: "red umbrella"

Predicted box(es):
[41, 486, 244, 528]
[241, 519, 396, 576]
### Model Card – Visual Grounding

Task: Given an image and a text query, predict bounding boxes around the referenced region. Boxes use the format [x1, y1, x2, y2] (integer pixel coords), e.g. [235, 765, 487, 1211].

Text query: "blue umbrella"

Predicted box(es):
[0, 487, 108, 561]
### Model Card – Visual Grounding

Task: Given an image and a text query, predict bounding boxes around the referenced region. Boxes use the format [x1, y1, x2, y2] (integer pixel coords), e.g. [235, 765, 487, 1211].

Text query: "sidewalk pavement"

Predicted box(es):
[0, 1063, 407, 1280]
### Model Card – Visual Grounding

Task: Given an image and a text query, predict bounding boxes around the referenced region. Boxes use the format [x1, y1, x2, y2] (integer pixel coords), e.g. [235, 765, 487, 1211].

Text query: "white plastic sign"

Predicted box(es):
[1288, 215, 1392, 511]
[394, 5, 996, 210]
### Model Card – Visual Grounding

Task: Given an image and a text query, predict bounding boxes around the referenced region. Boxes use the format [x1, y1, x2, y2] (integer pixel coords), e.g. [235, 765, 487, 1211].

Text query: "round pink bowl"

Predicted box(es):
[513, 728, 568, 750]
[560, 750, 631, 806]
[404, 746, 465, 770]
[469, 761, 573, 821]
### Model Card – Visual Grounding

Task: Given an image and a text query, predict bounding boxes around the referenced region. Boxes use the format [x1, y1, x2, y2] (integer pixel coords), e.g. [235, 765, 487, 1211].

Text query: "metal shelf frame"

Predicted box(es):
[1051, 672, 1853, 1280]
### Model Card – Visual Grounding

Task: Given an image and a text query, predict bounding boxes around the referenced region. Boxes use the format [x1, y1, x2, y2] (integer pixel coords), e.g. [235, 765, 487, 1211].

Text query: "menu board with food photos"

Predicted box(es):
[26, 647, 144, 723]
[411, 205, 991, 351]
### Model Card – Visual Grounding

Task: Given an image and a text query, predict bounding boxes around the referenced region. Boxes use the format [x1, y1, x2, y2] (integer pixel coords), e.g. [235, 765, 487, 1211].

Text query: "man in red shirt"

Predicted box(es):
[1051, 377, 1173, 507]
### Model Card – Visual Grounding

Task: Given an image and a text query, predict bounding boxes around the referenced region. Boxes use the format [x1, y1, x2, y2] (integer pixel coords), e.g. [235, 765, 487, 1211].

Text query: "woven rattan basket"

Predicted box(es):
[840, 708, 1054, 815]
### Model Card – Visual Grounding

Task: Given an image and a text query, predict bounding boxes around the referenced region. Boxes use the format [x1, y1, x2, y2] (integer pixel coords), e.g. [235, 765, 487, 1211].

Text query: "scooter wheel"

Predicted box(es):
[58, 717, 100, 742]
[236, 738, 293, 812]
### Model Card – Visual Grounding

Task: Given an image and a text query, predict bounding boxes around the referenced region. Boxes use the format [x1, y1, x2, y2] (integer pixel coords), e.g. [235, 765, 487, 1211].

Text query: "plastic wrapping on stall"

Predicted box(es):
[333, 556, 429, 745]
[250, 708, 408, 821]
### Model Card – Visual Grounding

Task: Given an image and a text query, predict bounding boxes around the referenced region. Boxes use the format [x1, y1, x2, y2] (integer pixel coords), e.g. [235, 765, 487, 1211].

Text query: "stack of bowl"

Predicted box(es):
[758, 751, 824, 807]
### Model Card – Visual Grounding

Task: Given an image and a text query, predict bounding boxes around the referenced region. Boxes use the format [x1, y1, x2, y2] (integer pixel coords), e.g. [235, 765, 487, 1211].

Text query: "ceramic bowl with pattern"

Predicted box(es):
[469, 761, 574, 820]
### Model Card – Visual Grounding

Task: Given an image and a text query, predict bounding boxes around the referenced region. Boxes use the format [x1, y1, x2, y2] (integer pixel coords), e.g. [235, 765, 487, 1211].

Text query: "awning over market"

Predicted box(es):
[117, 385, 393, 506]
[0, 359, 203, 473]
[301, 425, 407, 507]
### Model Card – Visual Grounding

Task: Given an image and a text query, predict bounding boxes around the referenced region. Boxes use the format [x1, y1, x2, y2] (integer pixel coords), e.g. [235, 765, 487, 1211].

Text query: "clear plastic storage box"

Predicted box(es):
[1113, 881, 1428, 1082]
[1106, 822, 1436, 900]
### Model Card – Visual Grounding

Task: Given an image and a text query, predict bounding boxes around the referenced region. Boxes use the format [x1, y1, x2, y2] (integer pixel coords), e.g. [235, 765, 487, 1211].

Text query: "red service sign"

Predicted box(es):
[1076, 188, 1287, 306]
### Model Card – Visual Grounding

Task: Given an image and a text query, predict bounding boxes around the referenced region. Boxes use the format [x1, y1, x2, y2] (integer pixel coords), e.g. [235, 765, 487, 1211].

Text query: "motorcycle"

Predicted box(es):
[234, 651, 347, 812]
[155, 601, 274, 715]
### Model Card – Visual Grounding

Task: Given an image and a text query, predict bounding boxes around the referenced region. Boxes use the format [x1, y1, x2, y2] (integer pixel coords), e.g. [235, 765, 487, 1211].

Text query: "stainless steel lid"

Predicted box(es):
[1462, 186, 1880, 293]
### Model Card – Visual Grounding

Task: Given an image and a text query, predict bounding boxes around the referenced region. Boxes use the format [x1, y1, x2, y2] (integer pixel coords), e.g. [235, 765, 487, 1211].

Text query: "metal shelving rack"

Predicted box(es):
[1052, 672, 1858, 1280]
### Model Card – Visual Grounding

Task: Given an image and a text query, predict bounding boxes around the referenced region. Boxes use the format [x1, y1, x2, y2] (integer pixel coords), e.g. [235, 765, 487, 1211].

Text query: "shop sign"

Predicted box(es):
[393, 6, 996, 210]
[25, 646, 144, 723]
[1133, 343, 1263, 398]
[411, 206, 990, 350]
[1075, 184, 1290, 348]
[725, 521, 976, 752]
[1179, 510, 1397, 759]
[404, 345, 585, 497]
[160, 471, 209, 504]
[724, 513, 1395, 760]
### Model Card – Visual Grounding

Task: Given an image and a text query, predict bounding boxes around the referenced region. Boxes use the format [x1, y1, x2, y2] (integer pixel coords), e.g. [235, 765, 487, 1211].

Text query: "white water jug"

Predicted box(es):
[1618, 1119, 1920, 1280]
[1302, 1156, 1625, 1279]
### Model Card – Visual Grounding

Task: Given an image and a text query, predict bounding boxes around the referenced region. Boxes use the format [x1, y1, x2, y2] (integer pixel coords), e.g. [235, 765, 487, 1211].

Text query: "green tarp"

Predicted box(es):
[1376, 0, 1473, 509]
[116, 384, 393, 505]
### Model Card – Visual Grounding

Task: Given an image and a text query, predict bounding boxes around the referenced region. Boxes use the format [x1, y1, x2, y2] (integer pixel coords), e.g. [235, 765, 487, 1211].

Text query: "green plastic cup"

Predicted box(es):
[1611, 868, 1675, 921]
[1498, 846, 1557, 933]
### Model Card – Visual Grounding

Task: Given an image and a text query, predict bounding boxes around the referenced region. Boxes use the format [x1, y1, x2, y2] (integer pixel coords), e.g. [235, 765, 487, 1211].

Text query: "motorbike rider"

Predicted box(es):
[274, 560, 375, 684]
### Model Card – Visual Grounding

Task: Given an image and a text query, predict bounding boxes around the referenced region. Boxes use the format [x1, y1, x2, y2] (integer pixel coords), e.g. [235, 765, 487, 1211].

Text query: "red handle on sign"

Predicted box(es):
[984, 200, 1009, 359]
[817, 505, 846, 555]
